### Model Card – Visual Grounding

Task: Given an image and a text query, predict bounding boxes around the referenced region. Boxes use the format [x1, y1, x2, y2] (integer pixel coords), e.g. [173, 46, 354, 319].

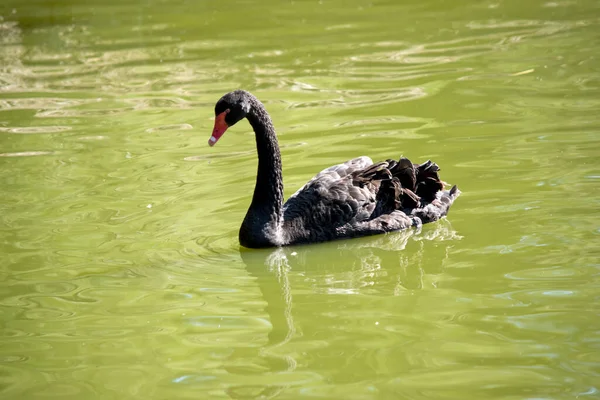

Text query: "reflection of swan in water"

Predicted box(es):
[237, 220, 460, 398]
[261, 218, 461, 292]
[236, 249, 296, 399]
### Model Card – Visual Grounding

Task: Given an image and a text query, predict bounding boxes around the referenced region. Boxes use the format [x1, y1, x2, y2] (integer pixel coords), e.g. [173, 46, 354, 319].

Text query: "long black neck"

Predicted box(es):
[239, 97, 284, 247]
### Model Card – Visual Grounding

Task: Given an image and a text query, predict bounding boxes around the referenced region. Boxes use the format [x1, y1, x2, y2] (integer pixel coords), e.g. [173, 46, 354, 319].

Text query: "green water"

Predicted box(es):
[1, 0, 599, 398]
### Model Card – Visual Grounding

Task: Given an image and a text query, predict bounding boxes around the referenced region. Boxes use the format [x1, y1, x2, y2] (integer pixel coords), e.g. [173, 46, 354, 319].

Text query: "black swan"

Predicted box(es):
[209, 90, 460, 248]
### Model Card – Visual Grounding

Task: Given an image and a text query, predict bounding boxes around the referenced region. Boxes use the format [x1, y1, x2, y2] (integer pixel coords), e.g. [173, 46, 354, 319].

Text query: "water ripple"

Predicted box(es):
[0, 151, 55, 157]
[0, 126, 71, 134]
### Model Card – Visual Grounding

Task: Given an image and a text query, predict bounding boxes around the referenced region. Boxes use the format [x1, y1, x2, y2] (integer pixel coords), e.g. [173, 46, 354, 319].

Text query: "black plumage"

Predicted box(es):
[209, 90, 460, 248]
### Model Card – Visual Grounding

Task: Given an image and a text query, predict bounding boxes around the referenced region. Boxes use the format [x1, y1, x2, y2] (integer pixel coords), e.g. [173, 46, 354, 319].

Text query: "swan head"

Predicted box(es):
[209, 90, 252, 146]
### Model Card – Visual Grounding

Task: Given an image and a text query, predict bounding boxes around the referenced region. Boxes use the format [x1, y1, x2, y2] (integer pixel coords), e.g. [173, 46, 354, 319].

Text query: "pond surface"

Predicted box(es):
[1, 0, 599, 398]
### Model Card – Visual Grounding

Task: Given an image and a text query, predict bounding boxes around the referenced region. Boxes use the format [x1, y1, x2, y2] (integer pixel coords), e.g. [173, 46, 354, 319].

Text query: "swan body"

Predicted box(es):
[209, 90, 460, 248]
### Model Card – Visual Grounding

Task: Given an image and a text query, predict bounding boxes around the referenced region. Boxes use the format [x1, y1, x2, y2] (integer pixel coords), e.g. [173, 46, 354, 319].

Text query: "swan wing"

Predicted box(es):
[281, 156, 459, 244]
[287, 156, 373, 198]
[282, 156, 383, 238]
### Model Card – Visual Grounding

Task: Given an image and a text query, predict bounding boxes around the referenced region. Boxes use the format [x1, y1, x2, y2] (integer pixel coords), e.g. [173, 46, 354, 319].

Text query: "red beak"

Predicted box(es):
[208, 110, 229, 146]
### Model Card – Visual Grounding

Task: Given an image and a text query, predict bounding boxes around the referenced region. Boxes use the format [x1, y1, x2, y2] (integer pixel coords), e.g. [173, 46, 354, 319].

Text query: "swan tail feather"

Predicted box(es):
[411, 185, 461, 224]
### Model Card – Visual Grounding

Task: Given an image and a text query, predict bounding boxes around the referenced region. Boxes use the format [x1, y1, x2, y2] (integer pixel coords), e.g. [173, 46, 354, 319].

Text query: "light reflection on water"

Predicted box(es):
[1, 0, 600, 398]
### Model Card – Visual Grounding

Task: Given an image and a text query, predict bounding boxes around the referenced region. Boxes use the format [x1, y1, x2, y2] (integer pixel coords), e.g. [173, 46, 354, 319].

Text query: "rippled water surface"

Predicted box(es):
[1, 0, 599, 398]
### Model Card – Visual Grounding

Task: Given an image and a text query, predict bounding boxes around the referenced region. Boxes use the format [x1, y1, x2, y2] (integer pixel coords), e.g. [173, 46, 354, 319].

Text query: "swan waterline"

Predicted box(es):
[208, 90, 460, 248]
